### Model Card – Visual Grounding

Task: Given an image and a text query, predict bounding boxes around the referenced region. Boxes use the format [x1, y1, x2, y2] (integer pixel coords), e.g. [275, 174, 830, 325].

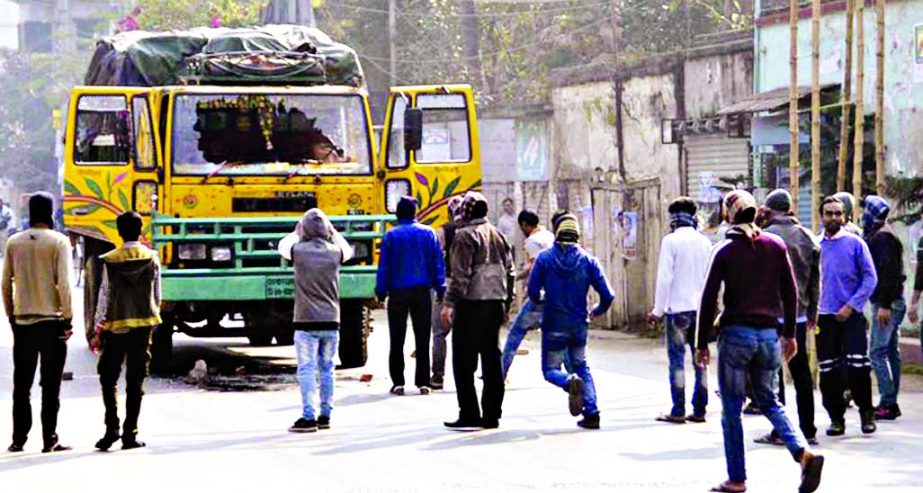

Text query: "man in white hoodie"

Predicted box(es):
[648, 197, 713, 424]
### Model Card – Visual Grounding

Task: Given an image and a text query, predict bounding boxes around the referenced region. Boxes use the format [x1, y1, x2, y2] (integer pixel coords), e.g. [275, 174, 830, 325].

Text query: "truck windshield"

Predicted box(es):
[172, 93, 371, 176]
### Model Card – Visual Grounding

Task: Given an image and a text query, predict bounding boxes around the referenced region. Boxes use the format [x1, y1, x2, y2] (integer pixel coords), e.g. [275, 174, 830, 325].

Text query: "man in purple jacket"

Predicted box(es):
[695, 190, 823, 493]
[817, 196, 878, 435]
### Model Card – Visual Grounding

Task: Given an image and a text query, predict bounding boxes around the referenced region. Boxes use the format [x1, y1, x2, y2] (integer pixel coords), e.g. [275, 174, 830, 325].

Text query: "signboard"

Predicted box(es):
[266, 276, 295, 299]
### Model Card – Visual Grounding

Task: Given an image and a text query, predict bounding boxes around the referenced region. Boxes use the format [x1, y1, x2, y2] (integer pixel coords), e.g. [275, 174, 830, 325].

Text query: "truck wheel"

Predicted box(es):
[248, 334, 273, 346]
[151, 316, 174, 375]
[338, 300, 369, 369]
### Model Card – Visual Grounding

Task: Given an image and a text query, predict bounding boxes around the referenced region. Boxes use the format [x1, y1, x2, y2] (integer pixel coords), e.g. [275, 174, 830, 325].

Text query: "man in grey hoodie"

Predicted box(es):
[283, 209, 353, 433]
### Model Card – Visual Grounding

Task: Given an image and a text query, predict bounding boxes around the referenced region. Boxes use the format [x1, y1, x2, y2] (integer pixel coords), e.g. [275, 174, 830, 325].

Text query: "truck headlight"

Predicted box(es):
[385, 179, 411, 213]
[210, 246, 233, 262]
[178, 243, 207, 260]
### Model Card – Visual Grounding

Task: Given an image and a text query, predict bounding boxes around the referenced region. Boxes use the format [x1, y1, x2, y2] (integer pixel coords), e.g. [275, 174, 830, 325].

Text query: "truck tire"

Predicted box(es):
[338, 300, 369, 369]
[151, 315, 174, 375]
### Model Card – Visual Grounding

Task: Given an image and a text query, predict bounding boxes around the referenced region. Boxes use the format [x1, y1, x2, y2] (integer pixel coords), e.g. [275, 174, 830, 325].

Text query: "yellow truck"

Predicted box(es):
[62, 26, 483, 371]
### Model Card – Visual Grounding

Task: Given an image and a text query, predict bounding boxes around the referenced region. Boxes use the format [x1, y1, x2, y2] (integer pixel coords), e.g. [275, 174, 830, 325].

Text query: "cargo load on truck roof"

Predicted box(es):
[84, 24, 364, 88]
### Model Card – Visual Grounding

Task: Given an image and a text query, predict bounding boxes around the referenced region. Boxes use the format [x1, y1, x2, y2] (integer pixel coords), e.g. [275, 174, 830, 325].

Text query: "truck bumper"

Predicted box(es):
[162, 272, 376, 301]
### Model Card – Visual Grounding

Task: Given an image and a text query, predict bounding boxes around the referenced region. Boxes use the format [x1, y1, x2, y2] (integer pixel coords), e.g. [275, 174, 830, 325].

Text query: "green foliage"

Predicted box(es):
[131, 0, 267, 30]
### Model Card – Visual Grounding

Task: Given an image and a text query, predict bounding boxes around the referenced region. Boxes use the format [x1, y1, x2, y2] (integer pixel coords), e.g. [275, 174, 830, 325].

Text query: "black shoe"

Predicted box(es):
[121, 437, 146, 450]
[444, 418, 482, 431]
[318, 416, 330, 430]
[42, 442, 73, 453]
[860, 411, 877, 434]
[481, 419, 500, 429]
[289, 418, 318, 433]
[891, 403, 902, 418]
[825, 421, 845, 436]
[429, 378, 444, 390]
[806, 436, 819, 446]
[7, 442, 24, 453]
[566, 374, 585, 417]
[578, 413, 600, 430]
[95, 430, 121, 451]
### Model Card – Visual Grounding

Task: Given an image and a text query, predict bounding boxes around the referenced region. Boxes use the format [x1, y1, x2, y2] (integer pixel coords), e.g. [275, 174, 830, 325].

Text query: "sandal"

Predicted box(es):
[799, 452, 825, 493]
[753, 433, 785, 446]
[656, 413, 686, 424]
[710, 480, 747, 492]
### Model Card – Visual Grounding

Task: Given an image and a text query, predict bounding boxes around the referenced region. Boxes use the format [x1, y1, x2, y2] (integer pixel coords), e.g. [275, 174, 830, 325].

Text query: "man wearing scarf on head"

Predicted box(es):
[648, 197, 713, 424]
[528, 213, 613, 429]
[862, 195, 906, 421]
[2, 193, 74, 453]
[696, 190, 823, 493]
[440, 192, 514, 430]
[430, 195, 465, 390]
[376, 196, 446, 396]
[833, 191, 863, 236]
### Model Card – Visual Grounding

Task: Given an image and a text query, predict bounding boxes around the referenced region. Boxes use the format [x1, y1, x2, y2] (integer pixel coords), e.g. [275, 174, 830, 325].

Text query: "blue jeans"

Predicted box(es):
[870, 299, 906, 407]
[501, 300, 543, 378]
[718, 326, 807, 482]
[294, 330, 339, 420]
[665, 312, 707, 417]
[542, 323, 598, 416]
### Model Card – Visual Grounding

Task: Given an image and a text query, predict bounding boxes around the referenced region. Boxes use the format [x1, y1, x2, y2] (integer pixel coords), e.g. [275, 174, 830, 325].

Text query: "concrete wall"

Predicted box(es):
[551, 82, 619, 177]
[756, 0, 923, 177]
[685, 50, 753, 119]
[621, 73, 681, 199]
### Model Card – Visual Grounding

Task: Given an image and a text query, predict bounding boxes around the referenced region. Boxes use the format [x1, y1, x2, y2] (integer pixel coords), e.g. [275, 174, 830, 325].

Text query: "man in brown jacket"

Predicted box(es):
[2, 193, 74, 453]
[440, 192, 514, 430]
[91, 212, 162, 451]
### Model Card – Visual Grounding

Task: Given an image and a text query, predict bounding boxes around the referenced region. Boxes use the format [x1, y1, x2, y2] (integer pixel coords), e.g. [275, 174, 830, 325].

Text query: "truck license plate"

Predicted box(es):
[266, 276, 295, 299]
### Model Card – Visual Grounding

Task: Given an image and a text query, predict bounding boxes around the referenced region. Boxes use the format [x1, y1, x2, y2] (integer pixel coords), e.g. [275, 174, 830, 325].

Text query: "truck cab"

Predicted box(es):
[63, 81, 482, 372]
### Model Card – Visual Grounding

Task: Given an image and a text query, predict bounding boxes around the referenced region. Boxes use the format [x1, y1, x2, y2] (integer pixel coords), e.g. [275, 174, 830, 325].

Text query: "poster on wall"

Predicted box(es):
[515, 120, 549, 181]
[915, 25, 923, 83]
[579, 206, 594, 247]
[620, 211, 638, 260]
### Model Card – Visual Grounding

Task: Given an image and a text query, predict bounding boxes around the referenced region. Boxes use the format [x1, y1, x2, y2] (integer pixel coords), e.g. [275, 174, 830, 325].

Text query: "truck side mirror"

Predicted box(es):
[403, 108, 423, 153]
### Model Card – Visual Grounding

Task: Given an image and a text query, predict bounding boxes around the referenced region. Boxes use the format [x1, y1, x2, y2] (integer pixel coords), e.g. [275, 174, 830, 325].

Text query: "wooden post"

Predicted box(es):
[837, 0, 854, 191]
[789, 0, 800, 212]
[875, 0, 886, 196]
[852, 0, 866, 215]
[811, 0, 822, 231]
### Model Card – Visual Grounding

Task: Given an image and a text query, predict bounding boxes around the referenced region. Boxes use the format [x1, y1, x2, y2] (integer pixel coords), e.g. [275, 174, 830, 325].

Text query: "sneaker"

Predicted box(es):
[566, 374, 584, 417]
[874, 406, 899, 421]
[860, 411, 877, 434]
[121, 437, 146, 450]
[429, 378, 444, 390]
[95, 430, 121, 451]
[807, 436, 819, 446]
[7, 442, 24, 453]
[318, 416, 330, 430]
[288, 418, 318, 433]
[578, 413, 600, 430]
[825, 421, 845, 436]
[389, 385, 405, 396]
[444, 418, 482, 431]
[685, 414, 706, 423]
[799, 451, 825, 493]
[419, 386, 432, 395]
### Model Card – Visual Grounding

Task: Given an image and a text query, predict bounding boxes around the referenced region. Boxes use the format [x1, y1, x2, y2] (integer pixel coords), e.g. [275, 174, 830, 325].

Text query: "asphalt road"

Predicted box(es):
[1, 283, 922, 492]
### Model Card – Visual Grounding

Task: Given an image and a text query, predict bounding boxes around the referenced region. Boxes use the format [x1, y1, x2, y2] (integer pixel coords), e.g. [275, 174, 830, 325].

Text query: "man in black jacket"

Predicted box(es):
[862, 196, 906, 421]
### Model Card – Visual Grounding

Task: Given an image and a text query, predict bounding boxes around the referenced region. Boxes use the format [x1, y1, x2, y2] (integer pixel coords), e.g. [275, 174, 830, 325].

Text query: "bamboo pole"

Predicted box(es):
[875, 0, 886, 196]
[852, 0, 866, 215]
[811, 0, 822, 231]
[837, 0, 854, 191]
[790, 0, 800, 211]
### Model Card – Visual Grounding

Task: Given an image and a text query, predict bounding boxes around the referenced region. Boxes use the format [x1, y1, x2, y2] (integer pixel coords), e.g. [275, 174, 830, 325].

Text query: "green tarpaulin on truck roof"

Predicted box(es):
[84, 24, 364, 88]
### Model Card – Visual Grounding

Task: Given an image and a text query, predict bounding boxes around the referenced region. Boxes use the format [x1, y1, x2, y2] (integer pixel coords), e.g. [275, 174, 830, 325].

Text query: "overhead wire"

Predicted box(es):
[323, 0, 612, 18]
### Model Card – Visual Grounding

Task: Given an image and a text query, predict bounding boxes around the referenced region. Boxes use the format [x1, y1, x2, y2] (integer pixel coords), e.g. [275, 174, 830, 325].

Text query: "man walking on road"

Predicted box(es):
[528, 213, 613, 429]
[91, 212, 162, 450]
[753, 190, 821, 446]
[376, 196, 445, 396]
[2, 193, 74, 453]
[441, 192, 514, 430]
[862, 196, 906, 421]
[816, 195, 878, 436]
[283, 209, 352, 433]
[430, 196, 464, 390]
[501, 209, 554, 379]
[648, 197, 712, 424]
[696, 190, 823, 493]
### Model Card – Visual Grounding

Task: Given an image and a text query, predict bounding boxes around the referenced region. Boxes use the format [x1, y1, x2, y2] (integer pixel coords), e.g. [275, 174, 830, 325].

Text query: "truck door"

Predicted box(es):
[64, 88, 163, 247]
[378, 85, 482, 228]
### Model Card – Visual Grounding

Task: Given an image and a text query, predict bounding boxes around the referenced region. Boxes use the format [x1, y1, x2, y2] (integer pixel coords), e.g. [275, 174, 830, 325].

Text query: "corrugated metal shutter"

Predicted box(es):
[685, 134, 751, 205]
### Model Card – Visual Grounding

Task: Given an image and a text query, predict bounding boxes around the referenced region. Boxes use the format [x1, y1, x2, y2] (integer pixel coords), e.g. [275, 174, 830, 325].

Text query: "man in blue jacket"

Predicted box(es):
[528, 214, 614, 429]
[376, 197, 446, 396]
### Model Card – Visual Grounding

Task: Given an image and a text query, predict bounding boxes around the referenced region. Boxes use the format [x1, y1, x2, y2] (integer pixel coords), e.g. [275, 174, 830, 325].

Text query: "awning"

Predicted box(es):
[718, 83, 840, 115]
